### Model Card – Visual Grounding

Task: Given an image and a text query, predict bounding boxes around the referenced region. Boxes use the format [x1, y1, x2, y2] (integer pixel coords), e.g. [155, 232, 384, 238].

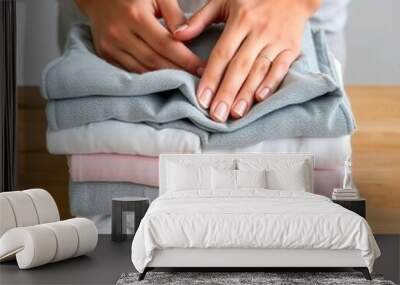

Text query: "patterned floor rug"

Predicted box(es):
[116, 271, 396, 285]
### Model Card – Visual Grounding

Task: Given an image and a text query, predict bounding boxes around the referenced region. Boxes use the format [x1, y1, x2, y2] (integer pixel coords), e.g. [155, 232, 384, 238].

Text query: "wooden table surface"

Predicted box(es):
[16, 86, 400, 234]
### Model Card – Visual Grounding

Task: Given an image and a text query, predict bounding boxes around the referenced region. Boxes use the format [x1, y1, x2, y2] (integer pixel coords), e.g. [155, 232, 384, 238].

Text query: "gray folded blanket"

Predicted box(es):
[69, 181, 159, 216]
[42, 24, 355, 146]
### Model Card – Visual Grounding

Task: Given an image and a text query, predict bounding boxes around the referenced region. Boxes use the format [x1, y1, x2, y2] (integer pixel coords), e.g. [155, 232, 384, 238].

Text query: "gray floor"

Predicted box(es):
[0, 236, 133, 285]
[374, 235, 400, 284]
[1, 235, 399, 285]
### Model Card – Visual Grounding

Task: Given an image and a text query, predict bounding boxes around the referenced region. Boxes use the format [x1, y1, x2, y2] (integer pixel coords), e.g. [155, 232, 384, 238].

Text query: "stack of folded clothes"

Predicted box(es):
[41, 23, 356, 232]
[332, 188, 360, 200]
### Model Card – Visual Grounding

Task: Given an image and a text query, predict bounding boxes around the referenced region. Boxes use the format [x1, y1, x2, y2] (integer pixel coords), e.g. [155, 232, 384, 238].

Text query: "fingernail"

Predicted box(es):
[197, 67, 205, 76]
[198, 88, 213, 109]
[213, 102, 228, 122]
[174, 24, 189, 33]
[232, 100, 248, 117]
[256, 87, 270, 101]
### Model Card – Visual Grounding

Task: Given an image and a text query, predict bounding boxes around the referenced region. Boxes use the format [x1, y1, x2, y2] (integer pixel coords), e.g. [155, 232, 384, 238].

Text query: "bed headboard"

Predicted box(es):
[159, 153, 314, 195]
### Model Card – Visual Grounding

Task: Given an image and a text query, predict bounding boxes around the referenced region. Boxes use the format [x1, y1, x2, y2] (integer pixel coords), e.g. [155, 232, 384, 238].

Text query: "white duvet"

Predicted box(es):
[131, 190, 380, 273]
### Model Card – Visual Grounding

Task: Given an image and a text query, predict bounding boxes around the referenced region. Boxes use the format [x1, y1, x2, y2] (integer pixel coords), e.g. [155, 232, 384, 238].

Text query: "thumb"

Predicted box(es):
[173, 1, 221, 41]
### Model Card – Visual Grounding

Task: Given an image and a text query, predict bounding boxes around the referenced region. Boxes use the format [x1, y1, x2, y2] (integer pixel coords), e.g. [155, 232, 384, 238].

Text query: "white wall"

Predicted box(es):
[16, 0, 59, 86]
[345, 0, 400, 85]
[17, 0, 400, 86]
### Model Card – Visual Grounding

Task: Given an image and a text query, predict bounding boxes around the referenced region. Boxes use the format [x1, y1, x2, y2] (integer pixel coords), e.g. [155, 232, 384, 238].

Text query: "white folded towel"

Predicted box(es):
[332, 188, 360, 200]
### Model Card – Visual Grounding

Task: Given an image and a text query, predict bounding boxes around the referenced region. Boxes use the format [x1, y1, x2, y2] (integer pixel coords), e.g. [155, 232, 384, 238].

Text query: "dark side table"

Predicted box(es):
[112, 197, 150, 242]
[332, 198, 366, 218]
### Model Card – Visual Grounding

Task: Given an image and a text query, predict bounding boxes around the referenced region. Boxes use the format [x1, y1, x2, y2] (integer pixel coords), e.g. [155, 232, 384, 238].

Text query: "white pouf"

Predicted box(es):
[0, 218, 98, 269]
[24, 188, 60, 223]
[65, 218, 98, 257]
[0, 189, 98, 269]
[0, 196, 17, 237]
[1, 191, 40, 227]
[0, 189, 60, 237]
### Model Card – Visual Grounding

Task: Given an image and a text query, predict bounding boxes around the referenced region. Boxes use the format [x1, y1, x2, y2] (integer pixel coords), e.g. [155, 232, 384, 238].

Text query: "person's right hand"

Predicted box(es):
[75, 0, 204, 74]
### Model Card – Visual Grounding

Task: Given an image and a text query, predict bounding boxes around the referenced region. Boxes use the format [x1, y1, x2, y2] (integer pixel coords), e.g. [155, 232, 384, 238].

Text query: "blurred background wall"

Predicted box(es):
[16, 0, 400, 86]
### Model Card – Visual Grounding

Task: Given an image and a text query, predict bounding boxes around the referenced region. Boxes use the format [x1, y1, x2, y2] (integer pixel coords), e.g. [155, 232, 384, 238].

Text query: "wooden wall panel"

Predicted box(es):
[17, 87, 70, 219]
[16, 86, 400, 233]
[348, 86, 400, 234]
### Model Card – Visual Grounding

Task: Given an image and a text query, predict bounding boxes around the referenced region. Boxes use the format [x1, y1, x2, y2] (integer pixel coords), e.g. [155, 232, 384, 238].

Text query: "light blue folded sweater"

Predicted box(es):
[42, 24, 355, 147]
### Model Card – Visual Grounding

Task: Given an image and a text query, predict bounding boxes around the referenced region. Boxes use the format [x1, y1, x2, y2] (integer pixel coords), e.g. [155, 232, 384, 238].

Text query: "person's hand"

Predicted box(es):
[174, 0, 321, 122]
[75, 0, 204, 74]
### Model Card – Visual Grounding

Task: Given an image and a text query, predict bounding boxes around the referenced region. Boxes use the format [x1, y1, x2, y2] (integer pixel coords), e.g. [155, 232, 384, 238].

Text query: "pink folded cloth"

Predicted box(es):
[313, 167, 344, 197]
[69, 154, 344, 197]
[69, 154, 159, 187]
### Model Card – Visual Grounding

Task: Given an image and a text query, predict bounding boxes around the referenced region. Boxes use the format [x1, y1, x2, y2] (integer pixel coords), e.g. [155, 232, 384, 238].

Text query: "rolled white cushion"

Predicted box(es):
[0, 189, 60, 239]
[42, 221, 79, 262]
[23, 189, 60, 223]
[0, 218, 97, 269]
[0, 192, 39, 227]
[64, 218, 98, 257]
[0, 226, 57, 268]
[0, 196, 17, 237]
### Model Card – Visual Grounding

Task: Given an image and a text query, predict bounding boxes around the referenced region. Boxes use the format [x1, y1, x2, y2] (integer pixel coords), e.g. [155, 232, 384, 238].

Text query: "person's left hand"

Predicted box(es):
[174, 0, 320, 122]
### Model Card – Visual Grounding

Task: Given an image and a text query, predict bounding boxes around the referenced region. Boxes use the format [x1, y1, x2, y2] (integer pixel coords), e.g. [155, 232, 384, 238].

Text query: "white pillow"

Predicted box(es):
[237, 159, 309, 192]
[167, 163, 212, 191]
[211, 169, 268, 190]
[211, 168, 236, 190]
[267, 166, 307, 191]
[236, 169, 268, 189]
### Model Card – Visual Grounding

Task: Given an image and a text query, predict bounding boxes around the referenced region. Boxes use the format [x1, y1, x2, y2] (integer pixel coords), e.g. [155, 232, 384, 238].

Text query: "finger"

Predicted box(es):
[114, 50, 149, 73]
[255, 50, 299, 101]
[230, 53, 273, 119]
[117, 31, 180, 71]
[196, 20, 249, 110]
[106, 58, 123, 69]
[208, 37, 265, 122]
[101, 43, 148, 73]
[230, 44, 282, 118]
[173, 0, 220, 41]
[156, 0, 186, 32]
[135, 15, 205, 75]
[252, 45, 286, 101]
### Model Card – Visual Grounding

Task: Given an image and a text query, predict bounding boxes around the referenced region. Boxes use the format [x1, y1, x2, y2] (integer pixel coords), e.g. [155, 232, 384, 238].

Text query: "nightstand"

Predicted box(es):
[112, 197, 150, 242]
[332, 198, 366, 218]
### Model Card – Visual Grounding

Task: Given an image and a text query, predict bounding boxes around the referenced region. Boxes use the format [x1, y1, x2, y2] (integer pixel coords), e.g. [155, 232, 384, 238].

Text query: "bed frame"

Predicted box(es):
[139, 248, 371, 280]
[138, 154, 372, 281]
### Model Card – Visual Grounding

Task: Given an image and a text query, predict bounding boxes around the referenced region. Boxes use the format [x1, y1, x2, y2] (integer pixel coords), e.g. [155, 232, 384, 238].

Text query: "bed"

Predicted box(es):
[130, 153, 380, 281]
